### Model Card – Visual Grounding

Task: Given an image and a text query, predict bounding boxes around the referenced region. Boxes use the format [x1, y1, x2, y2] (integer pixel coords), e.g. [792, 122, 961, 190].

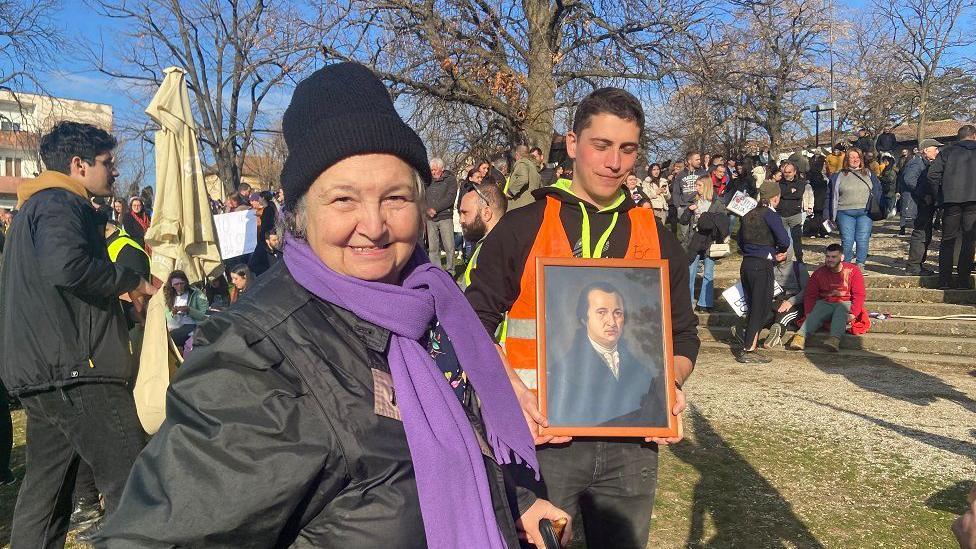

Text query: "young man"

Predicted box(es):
[466, 88, 699, 547]
[247, 225, 283, 276]
[787, 243, 865, 352]
[0, 121, 156, 547]
[672, 151, 707, 241]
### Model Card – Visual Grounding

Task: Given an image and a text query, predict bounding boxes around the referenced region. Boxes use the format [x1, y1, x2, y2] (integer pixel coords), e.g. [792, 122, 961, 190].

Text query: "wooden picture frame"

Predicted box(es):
[536, 257, 678, 438]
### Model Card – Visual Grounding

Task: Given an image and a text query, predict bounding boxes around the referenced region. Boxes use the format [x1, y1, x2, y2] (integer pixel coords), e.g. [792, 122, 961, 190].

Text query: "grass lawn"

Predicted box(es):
[3, 406, 966, 548]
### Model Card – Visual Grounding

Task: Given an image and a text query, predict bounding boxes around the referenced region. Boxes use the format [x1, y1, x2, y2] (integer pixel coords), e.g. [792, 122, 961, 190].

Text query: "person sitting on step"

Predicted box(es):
[786, 243, 865, 353]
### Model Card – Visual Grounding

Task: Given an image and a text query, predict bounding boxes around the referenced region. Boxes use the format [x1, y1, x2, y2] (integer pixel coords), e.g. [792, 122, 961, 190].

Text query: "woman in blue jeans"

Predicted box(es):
[683, 175, 731, 312]
[829, 148, 882, 270]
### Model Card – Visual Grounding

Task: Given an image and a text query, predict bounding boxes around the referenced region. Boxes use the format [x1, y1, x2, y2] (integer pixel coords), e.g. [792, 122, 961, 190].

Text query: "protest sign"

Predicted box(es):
[213, 210, 258, 259]
[726, 191, 758, 217]
[722, 280, 786, 317]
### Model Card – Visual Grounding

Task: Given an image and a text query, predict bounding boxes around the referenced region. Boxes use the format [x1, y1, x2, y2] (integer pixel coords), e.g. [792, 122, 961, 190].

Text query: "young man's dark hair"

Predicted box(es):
[575, 281, 624, 322]
[958, 125, 976, 140]
[825, 243, 843, 254]
[529, 146, 543, 156]
[685, 150, 700, 161]
[572, 87, 645, 135]
[39, 121, 117, 174]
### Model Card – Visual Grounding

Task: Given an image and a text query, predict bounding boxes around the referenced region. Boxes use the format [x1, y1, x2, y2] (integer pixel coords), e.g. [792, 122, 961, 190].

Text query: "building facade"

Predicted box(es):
[0, 90, 113, 208]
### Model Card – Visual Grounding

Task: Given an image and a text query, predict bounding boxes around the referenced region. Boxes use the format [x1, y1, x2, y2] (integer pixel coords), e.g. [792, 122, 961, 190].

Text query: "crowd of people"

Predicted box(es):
[0, 59, 974, 549]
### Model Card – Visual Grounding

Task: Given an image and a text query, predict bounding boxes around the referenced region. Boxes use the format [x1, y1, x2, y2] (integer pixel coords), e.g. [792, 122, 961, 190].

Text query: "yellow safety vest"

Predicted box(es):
[107, 228, 148, 263]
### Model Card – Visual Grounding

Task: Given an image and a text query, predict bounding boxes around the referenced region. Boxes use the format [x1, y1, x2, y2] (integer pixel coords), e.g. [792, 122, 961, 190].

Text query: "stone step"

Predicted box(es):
[697, 312, 976, 338]
[700, 274, 972, 291]
[868, 287, 976, 304]
[703, 298, 976, 317]
[699, 326, 976, 357]
[697, 341, 976, 368]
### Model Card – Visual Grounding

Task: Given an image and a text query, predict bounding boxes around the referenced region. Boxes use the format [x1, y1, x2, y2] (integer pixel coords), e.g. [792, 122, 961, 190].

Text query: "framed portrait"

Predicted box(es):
[536, 257, 678, 438]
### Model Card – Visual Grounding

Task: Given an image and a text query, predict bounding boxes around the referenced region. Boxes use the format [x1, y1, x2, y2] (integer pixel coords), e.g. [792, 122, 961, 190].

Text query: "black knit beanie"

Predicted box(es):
[280, 62, 431, 211]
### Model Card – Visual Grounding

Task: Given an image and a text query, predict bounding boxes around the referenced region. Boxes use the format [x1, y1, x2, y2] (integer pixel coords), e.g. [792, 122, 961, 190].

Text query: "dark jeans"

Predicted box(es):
[741, 256, 775, 350]
[906, 199, 936, 271]
[538, 440, 659, 548]
[939, 202, 976, 286]
[1, 382, 12, 482]
[10, 383, 146, 549]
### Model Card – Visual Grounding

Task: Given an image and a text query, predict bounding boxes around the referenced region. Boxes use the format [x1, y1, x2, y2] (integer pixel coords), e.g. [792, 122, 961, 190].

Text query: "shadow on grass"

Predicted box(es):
[804, 399, 976, 465]
[670, 406, 825, 548]
[802, 346, 976, 413]
[926, 480, 976, 515]
[801, 398, 976, 520]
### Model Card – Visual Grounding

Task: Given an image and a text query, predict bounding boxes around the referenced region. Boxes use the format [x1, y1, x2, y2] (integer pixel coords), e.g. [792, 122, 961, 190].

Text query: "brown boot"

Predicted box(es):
[786, 334, 805, 350]
[823, 336, 841, 352]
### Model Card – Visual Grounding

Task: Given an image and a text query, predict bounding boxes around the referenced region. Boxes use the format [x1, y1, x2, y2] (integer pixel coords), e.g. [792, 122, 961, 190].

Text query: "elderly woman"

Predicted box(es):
[95, 62, 568, 549]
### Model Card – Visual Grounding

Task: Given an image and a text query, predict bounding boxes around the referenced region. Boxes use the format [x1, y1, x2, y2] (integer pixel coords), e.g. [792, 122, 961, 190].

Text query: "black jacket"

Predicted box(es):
[0, 187, 142, 396]
[928, 139, 976, 204]
[681, 199, 730, 258]
[778, 177, 806, 217]
[95, 262, 533, 548]
[247, 241, 282, 276]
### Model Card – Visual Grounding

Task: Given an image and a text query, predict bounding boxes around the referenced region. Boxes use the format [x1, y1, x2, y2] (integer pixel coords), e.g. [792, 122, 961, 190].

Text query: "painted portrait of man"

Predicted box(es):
[547, 281, 667, 427]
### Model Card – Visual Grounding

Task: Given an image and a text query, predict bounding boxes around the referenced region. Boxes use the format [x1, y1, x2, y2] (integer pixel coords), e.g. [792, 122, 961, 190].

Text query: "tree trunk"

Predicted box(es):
[521, 0, 557, 159]
[215, 145, 240, 196]
[916, 83, 930, 144]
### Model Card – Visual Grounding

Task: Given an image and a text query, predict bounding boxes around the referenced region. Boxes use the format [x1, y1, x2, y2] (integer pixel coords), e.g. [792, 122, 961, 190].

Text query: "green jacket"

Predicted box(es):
[164, 288, 209, 325]
[505, 157, 542, 211]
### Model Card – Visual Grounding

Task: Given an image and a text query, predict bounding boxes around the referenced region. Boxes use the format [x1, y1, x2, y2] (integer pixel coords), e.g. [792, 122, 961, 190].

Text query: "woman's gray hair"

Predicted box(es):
[282, 170, 427, 241]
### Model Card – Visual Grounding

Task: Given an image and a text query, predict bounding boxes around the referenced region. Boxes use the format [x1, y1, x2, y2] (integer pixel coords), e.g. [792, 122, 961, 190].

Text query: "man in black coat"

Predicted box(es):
[547, 282, 667, 428]
[0, 122, 156, 547]
[929, 124, 976, 289]
[247, 228, 282, 276]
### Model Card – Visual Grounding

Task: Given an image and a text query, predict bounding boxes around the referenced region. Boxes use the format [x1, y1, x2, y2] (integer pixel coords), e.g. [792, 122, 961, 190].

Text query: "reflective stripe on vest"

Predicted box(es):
[502, 195, 662, 393]
[107, 229, 148, 263]
[460, 241, 483, 290]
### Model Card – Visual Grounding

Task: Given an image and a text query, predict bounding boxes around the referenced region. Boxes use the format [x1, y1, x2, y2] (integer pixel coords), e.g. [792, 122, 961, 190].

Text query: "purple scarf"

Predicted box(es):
[283, 236, 537, 548]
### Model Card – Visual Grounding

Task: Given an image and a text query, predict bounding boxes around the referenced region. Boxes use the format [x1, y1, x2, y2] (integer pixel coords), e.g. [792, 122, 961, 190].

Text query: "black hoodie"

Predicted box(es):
[465, 184, 700, 362]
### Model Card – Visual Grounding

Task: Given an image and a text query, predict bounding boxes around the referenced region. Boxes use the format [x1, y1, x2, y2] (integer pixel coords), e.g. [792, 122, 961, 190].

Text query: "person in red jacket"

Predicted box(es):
[787, 243, 865, 352]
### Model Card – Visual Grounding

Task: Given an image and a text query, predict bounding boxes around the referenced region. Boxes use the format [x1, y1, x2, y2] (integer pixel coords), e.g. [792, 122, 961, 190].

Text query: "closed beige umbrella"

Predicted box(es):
[134, 66, 224, 434]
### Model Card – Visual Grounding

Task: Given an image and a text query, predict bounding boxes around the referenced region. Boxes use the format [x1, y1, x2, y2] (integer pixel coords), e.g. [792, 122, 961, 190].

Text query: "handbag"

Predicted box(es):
[709, 242, 731, 258]
[853, 172, 885, 221]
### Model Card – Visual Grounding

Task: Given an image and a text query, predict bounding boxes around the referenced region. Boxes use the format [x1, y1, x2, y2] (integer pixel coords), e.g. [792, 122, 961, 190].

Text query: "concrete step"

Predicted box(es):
[701, 274, 972, 291]
[697, 312, 976, 338]
[868, 287, 976, 304]
[704, 299, 976, 317]
[700, 326, 976, 357]
[697, 341, 976, 368]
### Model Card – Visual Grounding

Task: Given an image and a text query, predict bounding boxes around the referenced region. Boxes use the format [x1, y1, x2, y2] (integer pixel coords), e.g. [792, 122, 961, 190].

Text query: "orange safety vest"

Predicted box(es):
[503, 195, 662, 393]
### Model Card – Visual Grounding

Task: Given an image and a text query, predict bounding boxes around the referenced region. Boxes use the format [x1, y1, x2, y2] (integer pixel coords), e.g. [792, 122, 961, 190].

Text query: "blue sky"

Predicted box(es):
[20, 0, 976, 188]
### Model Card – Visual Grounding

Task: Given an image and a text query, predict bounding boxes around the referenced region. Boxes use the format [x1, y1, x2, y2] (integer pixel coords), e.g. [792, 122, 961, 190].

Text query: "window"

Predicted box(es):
[0, 121, 20, 132]
[4, 158, 12, 177]
[14, 158, 21, 177]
